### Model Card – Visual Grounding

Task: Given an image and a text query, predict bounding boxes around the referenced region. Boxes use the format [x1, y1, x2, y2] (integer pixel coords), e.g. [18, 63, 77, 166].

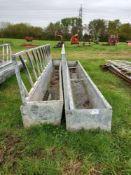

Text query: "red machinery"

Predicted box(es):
[71, 34, 79, 45]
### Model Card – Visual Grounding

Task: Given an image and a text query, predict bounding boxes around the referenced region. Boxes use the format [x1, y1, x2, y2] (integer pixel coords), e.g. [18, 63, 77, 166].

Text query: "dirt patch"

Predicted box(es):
[21, 43, 39, 48]
[89, 164, 103, 175]
[0, 149, 4, 164]
[69, 67, 80, 79]
[43, 66, 59, 100]
[0, 134, 24, 170]
[63, 159, 82, 175]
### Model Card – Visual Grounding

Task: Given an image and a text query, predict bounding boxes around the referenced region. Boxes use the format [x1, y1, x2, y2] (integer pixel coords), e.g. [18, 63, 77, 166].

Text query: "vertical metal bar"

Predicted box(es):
[47, 46, 51, 64]
[46, 46, 50, 65]
[9, 44, 12, 61]
[38, 48, 45, 68]
[46, 46, 48, 64]
[35, 49, 43, 71]
[2, 45, 4, 63]
[7, 44, 8, 61]
[46, 46, 49, 65]
[21, 80, 28, 96]
[31, 50, 41, 76]
[26, 52, 38, 81]
[45, 47, 48, 65]
[50, 46, 51, 62]
[19, 55, 34, 87]
[49, 45, 51, 62]
[44, 47, 47, 66]
[41, 47, 46, 67]
[44, 46, 47, 66]
[12, 56, 28, 103]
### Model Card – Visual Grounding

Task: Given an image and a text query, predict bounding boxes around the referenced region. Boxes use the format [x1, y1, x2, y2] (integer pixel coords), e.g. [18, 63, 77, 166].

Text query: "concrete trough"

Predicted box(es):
[21, 60, 63, 127]
[13, 45, 63, 127]
[61, 46, 112, 132]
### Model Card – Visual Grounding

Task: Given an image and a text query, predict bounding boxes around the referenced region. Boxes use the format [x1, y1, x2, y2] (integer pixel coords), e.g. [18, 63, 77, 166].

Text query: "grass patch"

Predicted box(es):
[0, 38, 131, 174]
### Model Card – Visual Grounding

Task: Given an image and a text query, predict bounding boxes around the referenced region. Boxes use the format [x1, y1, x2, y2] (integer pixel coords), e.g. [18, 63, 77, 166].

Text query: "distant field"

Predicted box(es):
[0, 38, 131, 175]
[0, 38, 131, 60]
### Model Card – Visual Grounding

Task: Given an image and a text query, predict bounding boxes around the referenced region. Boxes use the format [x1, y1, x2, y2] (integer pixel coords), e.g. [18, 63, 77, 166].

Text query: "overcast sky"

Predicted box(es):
[0, 0, 131, 27]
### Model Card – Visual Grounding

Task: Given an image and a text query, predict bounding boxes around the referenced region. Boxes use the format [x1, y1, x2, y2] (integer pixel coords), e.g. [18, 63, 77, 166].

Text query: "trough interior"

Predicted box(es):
[68, 62, 107, 109]
[29, 62, 61, 102]
[43, 66, 59, 101]
[69, 66, 93, 109]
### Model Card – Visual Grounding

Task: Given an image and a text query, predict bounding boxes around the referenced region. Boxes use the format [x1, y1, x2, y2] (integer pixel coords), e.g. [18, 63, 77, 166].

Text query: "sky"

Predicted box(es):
[0, 0, 131, 27]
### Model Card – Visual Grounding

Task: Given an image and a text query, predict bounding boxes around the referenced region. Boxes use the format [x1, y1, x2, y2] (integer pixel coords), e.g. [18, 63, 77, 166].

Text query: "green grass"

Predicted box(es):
[0, 38, 131, 175]
[0, 38, 131, 60]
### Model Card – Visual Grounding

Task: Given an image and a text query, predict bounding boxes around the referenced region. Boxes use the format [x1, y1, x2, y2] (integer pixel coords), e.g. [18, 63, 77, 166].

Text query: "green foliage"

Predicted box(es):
[61, 17, 82, 37]
[44, 17, 82, 40]
[119, 23, 131, 41]
[1, 19, 131, 42]
[88, 19, 131, 42]
[44, 22, 64, 40]
[0, 23, 44, 39]
[108, 20, 121, 35]
[88, 19, 108, 42]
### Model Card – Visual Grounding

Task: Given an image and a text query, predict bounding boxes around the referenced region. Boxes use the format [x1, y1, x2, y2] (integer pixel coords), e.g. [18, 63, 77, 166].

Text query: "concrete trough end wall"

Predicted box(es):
[62, 60, 112, 132]
[21, 60, 63, 127]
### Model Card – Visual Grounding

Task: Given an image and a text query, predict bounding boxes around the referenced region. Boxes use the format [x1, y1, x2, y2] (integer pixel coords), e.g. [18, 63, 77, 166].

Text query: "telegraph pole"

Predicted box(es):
[79, 4, 83, 25]
[79, 4, 83, 38]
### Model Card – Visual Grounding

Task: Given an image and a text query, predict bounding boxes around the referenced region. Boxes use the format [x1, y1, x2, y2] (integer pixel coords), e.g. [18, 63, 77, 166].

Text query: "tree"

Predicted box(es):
[0, 23, 44, 39]
[108, 20, 121, 35]
[44, 22, 64, 40]
[88, 19, 107, 42]
[44, 17, 82, 40]
[61, 17, 82, 38]
[119, 23, 131, 41]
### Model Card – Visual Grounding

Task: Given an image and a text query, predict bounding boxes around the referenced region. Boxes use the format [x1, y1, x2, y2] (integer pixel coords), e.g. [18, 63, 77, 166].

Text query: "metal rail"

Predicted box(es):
[12, 44, 51, 103]
[0, 44, 12, 64]
[61, 44, 75, 110]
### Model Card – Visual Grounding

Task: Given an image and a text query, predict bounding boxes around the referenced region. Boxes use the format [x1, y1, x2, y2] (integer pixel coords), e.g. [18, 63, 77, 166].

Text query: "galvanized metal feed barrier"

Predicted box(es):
[0, 43, 23, 84]
[13, 44, 63, 127]
[61, 45, 112, 131]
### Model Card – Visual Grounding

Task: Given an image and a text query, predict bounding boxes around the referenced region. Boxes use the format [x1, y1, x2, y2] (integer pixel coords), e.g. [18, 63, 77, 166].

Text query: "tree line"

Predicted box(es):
[0, 18, 131, 42]
[87, 19, 131, 42]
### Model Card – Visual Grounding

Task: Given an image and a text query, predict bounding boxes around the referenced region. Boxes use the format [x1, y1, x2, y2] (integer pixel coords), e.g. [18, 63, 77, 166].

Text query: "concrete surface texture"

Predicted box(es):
[13, 45, 63, 127]
[21, 61, 63, 127]
[61, 45, 112, 132]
